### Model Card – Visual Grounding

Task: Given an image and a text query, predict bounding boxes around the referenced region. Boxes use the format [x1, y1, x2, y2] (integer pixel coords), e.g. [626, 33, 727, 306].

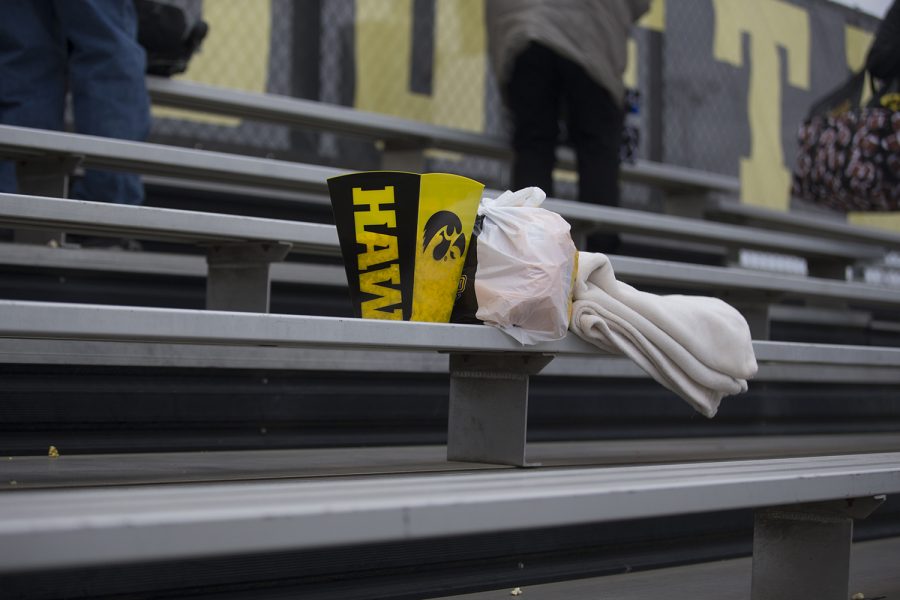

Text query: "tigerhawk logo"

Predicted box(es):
[422, 211, 466, 262]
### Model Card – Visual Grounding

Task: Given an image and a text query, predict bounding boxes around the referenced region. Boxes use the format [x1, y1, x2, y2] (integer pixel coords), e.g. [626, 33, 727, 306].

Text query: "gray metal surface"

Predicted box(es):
[1, 452, 899, 572]
[0, 338, 456, 372]
[751, 339, 900, 367]
[3, 300, 900, 371]
[6, 435, 900, 490]
[0, 299, 600, 355]
[750, 498, 884, 600]
[618, 156, 740, 194]
[2, 338, 899, 383]
[2, 240, 899, 311]
[610, 255, 900, 307]
[542, 196, 885, 261]
[448, 354, 553, 466]
[141, 173, 331, 206]
[0, 124, 346, 193]
[205, 241, 292, 312]
[0, 446, 499, 491]
[0, 191, 340, 253]
[5, 299, 900, 366]
[0, 241, 348, 285]
[708, 196, 900, 248]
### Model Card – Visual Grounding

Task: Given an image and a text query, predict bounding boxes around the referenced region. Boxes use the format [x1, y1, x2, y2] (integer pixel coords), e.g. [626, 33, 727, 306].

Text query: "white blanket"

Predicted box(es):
[568, 252, 758, 418]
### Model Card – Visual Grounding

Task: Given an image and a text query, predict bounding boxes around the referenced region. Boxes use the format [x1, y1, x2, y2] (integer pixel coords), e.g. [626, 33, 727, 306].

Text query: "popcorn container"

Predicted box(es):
[327, 171, 483, 322]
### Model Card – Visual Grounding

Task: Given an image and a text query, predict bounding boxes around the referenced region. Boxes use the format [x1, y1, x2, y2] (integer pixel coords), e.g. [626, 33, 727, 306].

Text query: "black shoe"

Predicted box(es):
[585, 232, 621, 254]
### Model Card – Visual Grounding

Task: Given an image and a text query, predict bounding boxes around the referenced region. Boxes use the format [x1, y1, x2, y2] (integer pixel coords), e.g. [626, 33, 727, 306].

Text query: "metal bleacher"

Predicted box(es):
[1, 78, 900, 599]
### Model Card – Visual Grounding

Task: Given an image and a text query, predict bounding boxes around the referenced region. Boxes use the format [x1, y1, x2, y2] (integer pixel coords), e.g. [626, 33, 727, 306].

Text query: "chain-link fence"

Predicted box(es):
[144, 0, 898, 282]
[149, 0, 882, 204]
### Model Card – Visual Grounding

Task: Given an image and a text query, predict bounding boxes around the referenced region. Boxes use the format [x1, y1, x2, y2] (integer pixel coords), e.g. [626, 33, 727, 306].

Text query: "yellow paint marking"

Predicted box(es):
[713, 0, 810, 211]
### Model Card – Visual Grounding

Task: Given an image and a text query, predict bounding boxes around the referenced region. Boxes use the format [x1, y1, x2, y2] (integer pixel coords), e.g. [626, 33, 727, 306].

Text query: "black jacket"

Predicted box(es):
[866, 0, 900, 80]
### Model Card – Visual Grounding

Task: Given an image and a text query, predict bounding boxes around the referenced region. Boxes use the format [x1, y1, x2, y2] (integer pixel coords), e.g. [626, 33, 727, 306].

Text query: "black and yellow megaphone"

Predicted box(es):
[327, 171, 483, 322]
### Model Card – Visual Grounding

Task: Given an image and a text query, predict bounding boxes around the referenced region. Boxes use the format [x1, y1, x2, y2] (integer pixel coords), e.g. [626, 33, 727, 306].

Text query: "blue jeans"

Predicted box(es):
[0, 0, 150, 204]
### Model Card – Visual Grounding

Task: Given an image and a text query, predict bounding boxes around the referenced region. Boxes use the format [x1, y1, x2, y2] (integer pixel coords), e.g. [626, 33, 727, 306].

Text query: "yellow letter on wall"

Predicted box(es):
[713, 0, 810, 211]
[355, 0, 485, 133]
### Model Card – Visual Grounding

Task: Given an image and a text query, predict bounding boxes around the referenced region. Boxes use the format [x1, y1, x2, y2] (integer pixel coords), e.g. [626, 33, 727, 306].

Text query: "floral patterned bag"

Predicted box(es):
[791, 74, 900, 212]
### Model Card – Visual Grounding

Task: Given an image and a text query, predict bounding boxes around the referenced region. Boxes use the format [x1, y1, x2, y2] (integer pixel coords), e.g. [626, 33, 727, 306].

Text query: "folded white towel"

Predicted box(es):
[569, 252, 758, 418]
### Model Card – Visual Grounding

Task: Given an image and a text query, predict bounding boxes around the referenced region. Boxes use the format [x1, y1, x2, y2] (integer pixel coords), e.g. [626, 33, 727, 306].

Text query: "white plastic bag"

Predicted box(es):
[474, 187, 578, 344]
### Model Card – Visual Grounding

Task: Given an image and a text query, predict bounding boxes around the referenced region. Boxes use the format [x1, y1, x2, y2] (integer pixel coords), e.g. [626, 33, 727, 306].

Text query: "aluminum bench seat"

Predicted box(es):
[705, 195, 900, 248]
[1, 450, 898, 600]
[3, 335, 900, 384]
[0, 124, 343, 195]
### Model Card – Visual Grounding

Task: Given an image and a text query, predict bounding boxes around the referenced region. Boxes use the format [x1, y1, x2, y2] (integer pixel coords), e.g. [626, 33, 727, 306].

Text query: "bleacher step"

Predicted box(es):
[4, 434, 900, 491]
[428, 535, 900, 600]
[2, 452, 899, 573]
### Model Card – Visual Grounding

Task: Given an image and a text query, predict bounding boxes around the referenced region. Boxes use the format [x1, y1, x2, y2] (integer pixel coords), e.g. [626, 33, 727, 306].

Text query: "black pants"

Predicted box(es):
[506, 41, 624, 207]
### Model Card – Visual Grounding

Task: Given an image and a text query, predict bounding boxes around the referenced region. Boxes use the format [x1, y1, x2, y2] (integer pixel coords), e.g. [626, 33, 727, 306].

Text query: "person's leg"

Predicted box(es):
[505, 42, 562, 196]
[561, 60, 624, 207]
[0, 0, 67, 193]
[560, 57, 625, 253]
[56, 0, 150, 205]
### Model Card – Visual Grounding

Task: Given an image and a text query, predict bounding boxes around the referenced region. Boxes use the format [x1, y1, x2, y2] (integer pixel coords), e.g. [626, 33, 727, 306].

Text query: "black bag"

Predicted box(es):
[135, 0, 209, 77]
[806, 70, 867, 118]
[449, 214, 483, 325]
[791, 73, 900, 212]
